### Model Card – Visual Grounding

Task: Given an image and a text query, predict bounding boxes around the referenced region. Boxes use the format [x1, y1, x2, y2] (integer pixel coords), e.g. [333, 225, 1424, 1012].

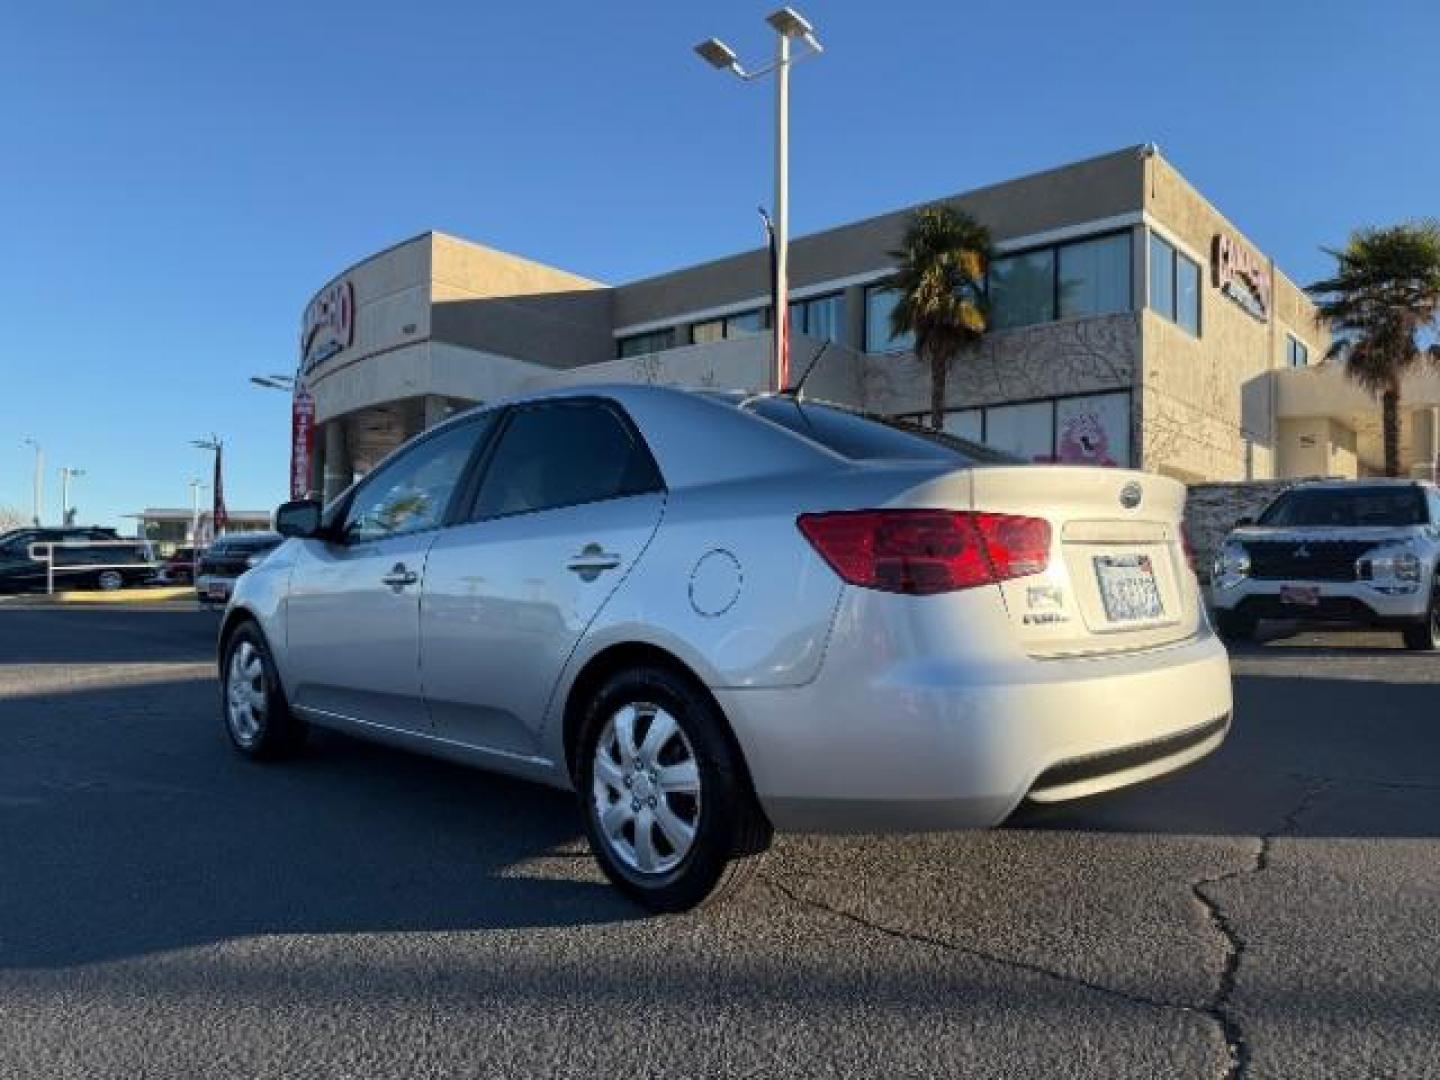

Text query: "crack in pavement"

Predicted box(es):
[761, 874, 1205, 1019]
[764, 778, 1334, 1080]
[1190, 779, 1331, 1079]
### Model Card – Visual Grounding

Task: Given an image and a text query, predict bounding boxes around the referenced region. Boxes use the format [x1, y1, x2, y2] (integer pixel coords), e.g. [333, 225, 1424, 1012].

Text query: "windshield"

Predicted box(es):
[743, 397, 1021, 465]
[1257, 486, 1428, 528]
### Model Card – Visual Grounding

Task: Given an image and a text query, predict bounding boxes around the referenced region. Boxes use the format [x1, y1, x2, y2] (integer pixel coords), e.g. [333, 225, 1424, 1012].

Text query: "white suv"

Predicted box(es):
[1210, 479, 1440, 649]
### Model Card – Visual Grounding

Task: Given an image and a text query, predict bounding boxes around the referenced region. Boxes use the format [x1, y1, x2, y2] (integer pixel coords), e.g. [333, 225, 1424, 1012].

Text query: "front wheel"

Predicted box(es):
[1402, 584, 1440, 651]
[576, 666, 771, 913]
[220, 622, 308, 758]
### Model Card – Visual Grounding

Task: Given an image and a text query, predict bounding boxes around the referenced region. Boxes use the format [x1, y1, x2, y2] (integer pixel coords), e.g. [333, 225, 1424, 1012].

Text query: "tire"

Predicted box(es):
[220, 621, 308, 759]
[1214, 609, 1255, 642]
[96, 570, 124, 592]
[575, 665, 772, 913]
[1402, 583, 1440, 651]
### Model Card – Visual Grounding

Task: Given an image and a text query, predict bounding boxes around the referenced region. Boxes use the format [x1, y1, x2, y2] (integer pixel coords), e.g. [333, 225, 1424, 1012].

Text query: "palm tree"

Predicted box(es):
[886, 206, 992, 430]
[1306, 221, 1440, 477]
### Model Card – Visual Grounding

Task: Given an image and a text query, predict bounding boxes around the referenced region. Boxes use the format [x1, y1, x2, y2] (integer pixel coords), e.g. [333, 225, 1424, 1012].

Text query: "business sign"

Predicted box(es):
[301, 279, 355, 373]
[290, 387, 316, 499]
[1213, 233, 1271, 321]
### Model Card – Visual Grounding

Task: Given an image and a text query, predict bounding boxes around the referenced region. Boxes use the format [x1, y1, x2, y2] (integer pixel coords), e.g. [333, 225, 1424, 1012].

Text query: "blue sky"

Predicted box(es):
[2, 0, 1437, 528]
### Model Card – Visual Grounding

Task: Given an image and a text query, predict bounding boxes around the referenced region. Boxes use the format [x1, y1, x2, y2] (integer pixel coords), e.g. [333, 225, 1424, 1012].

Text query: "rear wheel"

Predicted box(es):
[220, 621, 308, 758]
[1402, 583, 1440, 651]
[96, 570, 124, 592]
[1214, 609, 1256, 642]
[576, 665, 771, 913]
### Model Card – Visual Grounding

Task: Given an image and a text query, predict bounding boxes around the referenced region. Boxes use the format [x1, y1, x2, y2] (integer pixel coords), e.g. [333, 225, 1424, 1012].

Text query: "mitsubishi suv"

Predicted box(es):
[1210, 479, 1440, 649]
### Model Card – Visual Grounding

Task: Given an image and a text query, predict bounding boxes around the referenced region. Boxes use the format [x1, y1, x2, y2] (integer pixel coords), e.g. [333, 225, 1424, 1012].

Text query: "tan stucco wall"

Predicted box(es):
[1277, 417, 1358, 479]
[1139, 154, 1329, 481]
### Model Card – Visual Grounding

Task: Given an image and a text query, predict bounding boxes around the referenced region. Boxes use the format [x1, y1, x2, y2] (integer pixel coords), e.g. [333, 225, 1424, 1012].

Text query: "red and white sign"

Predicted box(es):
[301, 280, 355, 373]
[290, 387, 316, 500]
[1213, 233, 1271, 321]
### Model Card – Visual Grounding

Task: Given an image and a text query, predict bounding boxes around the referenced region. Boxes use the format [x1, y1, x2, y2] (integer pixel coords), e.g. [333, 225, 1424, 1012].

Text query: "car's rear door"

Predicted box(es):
[421, 398, 666, 757]
[284, 415, 494, 734]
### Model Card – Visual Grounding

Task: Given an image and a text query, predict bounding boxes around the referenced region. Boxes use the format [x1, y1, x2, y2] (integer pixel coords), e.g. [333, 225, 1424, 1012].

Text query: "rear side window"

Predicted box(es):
[744, 397, 1019, 464]
[1258, 487, 1427, 527]
[472, 401, 662, 519]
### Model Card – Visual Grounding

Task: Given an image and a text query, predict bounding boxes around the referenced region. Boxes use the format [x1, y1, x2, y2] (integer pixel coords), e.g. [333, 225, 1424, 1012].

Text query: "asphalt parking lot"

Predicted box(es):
[1, 606, 1437, 1079]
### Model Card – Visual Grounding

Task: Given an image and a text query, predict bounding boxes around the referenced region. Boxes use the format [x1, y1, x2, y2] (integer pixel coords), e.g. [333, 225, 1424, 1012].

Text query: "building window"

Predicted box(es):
[617, 328, 676, 358]
[1148, 232, 1201, 336]
[789, 292, 845, 342]
[690, 319, 725, 345]
[1058, 233, 1131, 319]
[989, 250, 1055, 330]
[725, 308, 768, 337]
[917, 391, 1133, 467]
[1287, 334, 1309, 367]
[864, 286, 916, 353]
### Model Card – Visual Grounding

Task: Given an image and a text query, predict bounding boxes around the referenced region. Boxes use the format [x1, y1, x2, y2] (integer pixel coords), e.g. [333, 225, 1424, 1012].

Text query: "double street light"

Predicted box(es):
[250, 373, 296, 392]
[696, 7, 824, 391]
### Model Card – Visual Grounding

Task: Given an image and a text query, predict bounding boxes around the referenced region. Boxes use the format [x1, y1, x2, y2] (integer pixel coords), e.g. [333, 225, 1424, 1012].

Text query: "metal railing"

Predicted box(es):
[26, 540, 159, 595]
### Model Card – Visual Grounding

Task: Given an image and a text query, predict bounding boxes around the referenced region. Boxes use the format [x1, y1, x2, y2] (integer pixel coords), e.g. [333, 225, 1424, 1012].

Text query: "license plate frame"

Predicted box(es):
[1279, 584, 1320, 607]
[1094, 554, 1164, 623]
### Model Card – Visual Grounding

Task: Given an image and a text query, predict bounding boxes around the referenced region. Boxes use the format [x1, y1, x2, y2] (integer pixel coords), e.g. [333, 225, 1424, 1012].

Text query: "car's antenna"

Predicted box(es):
[779, 340, 831, 401]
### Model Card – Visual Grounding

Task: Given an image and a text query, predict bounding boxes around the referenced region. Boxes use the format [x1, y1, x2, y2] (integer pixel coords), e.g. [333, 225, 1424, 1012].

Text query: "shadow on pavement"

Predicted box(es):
[0, 674, 634, 971]
[0, 607, 219, 665]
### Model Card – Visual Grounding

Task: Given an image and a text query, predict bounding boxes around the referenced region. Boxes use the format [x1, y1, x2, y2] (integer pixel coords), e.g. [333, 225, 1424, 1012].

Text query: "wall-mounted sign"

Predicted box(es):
[1213, 233, 1270, 321]
[301, 280, 355, 373]
[290, 387, 316, 499]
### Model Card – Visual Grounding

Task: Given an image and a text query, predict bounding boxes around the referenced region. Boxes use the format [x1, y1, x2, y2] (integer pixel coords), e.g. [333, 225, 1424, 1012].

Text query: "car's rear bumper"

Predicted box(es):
[714, 630, 1232, 833]
[1210, 579, 1428, 623]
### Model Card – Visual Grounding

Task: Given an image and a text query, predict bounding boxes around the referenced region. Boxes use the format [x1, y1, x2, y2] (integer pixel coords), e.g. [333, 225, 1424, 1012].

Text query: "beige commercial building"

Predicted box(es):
[297, 146, 1440, 501]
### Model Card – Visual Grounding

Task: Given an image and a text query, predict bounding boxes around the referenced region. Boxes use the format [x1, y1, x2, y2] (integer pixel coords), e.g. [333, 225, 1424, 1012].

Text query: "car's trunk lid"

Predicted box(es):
[900, 465, 1200, 658]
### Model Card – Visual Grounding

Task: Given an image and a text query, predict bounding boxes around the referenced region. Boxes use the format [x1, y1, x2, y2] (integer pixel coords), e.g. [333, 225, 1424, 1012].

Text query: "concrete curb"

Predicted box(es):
[3, 587, 196, 606]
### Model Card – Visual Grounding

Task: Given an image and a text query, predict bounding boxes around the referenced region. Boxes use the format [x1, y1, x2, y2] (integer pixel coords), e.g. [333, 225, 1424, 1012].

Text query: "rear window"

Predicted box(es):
[743, 398, 1019, 464]
[1258, 487, 1428, 528]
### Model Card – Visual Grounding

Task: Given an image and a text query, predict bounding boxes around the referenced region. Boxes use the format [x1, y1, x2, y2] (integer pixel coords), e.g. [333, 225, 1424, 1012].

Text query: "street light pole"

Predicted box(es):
[21, 438, 42, 526]
[188, 478, 207, 547]
[695, 8, 823, 392]
[59, 467, 84, 525]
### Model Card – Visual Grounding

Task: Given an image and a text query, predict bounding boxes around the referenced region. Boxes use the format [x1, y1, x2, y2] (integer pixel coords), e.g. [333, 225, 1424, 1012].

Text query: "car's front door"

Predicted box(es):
[285, 415, 492, 734]
[421, 399, 666, 757]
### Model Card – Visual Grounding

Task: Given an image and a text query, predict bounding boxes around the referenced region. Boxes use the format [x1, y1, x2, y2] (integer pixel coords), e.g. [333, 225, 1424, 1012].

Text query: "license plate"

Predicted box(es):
[206, 581, 229, 600]
[1094, 554, 1163, 622]
[1279, 585, 1320, 607]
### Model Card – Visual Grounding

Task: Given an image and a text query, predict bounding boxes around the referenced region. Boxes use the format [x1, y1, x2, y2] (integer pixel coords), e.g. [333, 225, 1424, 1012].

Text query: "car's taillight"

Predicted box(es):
[796, 510, 1051, 595]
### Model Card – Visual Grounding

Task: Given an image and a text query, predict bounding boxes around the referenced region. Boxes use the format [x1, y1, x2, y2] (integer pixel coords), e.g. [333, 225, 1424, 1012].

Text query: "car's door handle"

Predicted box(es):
[567, 544, 622, 580]
[381, 563, 420, 590]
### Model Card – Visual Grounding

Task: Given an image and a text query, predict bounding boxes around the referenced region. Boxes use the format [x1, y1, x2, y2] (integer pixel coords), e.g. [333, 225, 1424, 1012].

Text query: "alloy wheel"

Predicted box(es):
[97, 570, 123, 591]
[591, 702, 702, 876]
[226, 641, 267, 746]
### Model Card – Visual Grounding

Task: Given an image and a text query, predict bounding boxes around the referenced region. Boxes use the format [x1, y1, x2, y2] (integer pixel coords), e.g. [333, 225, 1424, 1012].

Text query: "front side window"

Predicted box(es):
[472, 402, 663, 519]
[863, 286, 916, 353]
[341, 418, 490, 543]
[1058, 234, 1131, 319]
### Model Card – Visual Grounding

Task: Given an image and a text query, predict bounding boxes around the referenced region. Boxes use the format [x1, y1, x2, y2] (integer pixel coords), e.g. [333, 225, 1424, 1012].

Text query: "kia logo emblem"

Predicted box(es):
[1119, 482, 1143, 509]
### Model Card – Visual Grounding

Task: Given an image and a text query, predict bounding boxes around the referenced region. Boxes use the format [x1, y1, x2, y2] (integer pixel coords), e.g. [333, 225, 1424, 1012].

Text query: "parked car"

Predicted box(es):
[217, 385, 1232, 911]
[157, 546, 202, 585]
[0, 527, 155, 593]
[1211, 478, 1440, 649]
[195, 533, 283, 607]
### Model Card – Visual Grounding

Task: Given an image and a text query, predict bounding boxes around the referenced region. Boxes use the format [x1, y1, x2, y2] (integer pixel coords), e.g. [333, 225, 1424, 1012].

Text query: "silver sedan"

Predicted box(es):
[219, 384, 1232, 911]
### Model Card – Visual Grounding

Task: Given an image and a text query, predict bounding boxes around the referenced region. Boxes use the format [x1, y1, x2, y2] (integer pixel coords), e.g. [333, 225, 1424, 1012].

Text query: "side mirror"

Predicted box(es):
[274, 499, 323, 539]
[1234, 515, 1255, 528]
